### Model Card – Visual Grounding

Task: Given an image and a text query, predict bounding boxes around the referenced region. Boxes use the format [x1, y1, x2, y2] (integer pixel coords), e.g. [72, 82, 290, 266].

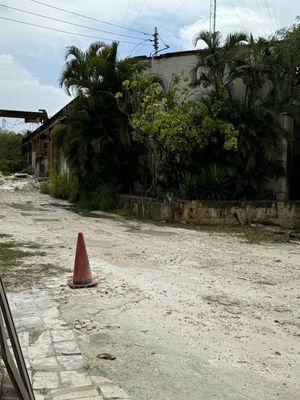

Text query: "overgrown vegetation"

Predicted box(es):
[44, 20, 300, 208]
[0, 129, 29, 174]
[41, 173, 78, 201]
[48, 41, 144, 209]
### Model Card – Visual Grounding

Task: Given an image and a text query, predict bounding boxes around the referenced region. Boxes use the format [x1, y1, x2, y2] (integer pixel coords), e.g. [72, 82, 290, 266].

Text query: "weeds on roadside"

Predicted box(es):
[40, 173, 79, 201]
[41, 172, 118, 212]
[0, 242, 32, 268]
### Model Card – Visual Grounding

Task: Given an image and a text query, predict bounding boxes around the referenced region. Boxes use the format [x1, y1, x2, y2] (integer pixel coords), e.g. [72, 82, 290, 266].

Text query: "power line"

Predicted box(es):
[122, 0, 132, 29]
[265, 0, 273, 32]
[28, 0, 151, 36]
[0, 3, 146, 41]
[118, 0, 132, 39]
[234, 0, 267, 35]
[132, 0, 147, 26]
[0, 16, 152, 45]
[255, 0, 264, 27]
[158, 34, 169, 49]
[228, 0, 247, 32]
[271, 0, 278, 31]
[265, 0, 276, 33]
[159, 0, 190, 29]
[127, 38, 152, 57]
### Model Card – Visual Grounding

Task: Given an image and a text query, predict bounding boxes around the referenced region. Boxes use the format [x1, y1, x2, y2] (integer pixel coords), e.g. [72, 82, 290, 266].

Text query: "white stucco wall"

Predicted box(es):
[142, 52, 272, 104]
[150, 53, 198, 83]
[142, 52, 202, 99]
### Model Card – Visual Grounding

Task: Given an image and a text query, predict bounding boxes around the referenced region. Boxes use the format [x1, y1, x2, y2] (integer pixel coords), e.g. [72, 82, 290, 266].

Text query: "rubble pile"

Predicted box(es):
[0, 173, 39, 192]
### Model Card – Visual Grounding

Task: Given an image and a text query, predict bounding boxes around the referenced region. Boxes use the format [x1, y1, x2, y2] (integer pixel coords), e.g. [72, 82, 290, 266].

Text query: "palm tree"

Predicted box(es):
[191, 30, 248, 99]
[59, 41, 139, 97]
[232, 36, 274, 108]
[54, 41, 143, 198]
[190, 31, 289, 199]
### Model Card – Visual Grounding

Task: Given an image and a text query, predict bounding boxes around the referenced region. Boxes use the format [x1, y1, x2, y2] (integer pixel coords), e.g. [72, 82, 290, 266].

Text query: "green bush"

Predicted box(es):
[78, 184, 117, 211]
[20, 164, 35, 175]
[0, 130, 25, 174]
[0, 159, 27, 175]
[40, 182, 50, 194]
[42, 173, 79, 201]
[95, 184, 117, 211]
[199, 164, 231, 200]
[182, 164, 231, 201]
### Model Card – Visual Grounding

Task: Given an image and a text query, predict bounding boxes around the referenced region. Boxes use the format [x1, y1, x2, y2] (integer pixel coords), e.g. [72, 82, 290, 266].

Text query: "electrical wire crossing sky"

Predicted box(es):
[0, 0, 297, 130]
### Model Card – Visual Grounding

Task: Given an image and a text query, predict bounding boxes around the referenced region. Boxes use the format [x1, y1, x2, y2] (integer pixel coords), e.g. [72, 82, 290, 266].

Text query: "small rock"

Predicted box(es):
[97, 352, 116, 360]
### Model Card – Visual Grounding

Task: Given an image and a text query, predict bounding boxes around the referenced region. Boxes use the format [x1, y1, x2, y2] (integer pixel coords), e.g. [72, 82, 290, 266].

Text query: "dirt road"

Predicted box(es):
[0, 178, 299, 399]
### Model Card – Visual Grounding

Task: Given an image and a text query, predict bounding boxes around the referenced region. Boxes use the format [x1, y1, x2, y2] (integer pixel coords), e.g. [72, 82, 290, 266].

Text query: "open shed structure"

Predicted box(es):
[22, 101, 73, 178]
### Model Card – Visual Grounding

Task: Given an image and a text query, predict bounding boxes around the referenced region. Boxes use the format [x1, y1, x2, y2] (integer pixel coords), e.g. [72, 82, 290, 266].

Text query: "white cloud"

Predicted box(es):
[178, 2, 290, 50]
[179, 18, 210, 50]
[0, 0, 298, 132]
[0, 54, 70, 128]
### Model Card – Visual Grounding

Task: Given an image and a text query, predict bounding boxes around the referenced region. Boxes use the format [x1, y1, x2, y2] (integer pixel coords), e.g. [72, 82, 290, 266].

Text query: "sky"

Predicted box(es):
[0, 0, 298, 132]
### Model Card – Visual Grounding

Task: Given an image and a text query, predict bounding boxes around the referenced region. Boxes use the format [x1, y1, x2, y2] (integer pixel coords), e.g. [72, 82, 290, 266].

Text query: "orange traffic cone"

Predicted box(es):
[68, 232, 98, 289]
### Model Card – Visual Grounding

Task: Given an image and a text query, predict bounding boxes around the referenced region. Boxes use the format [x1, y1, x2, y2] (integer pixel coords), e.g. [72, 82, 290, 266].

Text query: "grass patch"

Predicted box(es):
[0, 238, 62, 291]
[0, 241, 33, 268]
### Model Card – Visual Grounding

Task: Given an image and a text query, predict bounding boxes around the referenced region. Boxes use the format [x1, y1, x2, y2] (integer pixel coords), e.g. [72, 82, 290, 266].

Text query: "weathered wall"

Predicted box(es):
[150, 52, 198, 83]
[176, 200, 299, 227]
[118, 195, 153, 218]
[141, 51, 202, 101]
[118, 195, 300, 228]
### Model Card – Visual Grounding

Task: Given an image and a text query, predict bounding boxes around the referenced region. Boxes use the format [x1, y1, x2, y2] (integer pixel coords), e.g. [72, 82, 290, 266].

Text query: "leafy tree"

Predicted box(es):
[119, 76, 198, 194]
[119, 74, 238, 196]
[0, 129, 27, 174]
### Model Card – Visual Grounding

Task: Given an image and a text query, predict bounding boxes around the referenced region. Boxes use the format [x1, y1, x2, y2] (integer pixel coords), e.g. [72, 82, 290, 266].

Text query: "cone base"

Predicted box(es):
[68, 277, 98, 289]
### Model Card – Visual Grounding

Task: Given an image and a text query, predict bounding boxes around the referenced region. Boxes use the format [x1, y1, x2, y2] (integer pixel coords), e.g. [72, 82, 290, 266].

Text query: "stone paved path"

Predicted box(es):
[7, 285, 130, 400]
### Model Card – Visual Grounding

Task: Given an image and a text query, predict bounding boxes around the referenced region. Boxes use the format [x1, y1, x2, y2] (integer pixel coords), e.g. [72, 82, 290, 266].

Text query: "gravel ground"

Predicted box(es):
[0, 176, 299, 399]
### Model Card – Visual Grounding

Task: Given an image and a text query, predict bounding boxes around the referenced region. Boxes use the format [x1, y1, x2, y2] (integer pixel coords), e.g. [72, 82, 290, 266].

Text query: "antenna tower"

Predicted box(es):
[209, 0, 216, 33]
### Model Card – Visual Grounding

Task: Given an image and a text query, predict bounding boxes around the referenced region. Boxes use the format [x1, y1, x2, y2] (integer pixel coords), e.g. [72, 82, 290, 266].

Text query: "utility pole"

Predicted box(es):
[151, 27, 159, 74]
[153, 26, 159, 55]
[210, 0, 216, 33]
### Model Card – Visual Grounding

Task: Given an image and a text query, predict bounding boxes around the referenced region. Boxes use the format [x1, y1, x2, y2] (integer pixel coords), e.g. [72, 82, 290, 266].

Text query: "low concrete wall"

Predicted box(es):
[118, 195, 153, 218]
[176, 200, 300, 227]
[118, 195, 300, 227]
